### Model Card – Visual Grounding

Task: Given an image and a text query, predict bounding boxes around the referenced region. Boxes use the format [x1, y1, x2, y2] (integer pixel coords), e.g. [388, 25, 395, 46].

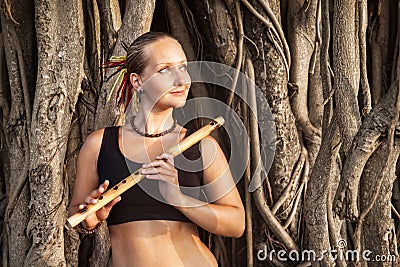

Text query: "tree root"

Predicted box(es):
[242, 52, 254, 266]
[353, 79, 400, 255]
[1, 14, 31, 266]
[358, 0, 372, 116]
[226, 0, 244, 109]
[334, 82, 399, 221]
[272, 141, 306, 215]
[246, 50, 299, 252]
[240, 0, 290, 78]
[256, 0, 291, 70]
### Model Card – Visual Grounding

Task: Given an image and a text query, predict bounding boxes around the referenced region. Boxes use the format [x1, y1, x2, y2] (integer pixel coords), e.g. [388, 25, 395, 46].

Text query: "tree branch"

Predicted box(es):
[226, 0, 244, 108]
[247, 51, 299, 252]
[358, 0, 372, 116]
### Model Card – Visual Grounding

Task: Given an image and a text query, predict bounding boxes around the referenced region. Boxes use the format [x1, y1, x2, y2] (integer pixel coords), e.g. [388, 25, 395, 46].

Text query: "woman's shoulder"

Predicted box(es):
[80, 128, 107, 156]
[86, 128, 105, 142]
[200, 135, 219, 147]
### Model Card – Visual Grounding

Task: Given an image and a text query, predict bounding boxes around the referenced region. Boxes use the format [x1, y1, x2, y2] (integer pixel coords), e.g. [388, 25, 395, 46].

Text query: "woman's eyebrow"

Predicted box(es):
[155, 59, 187, 67]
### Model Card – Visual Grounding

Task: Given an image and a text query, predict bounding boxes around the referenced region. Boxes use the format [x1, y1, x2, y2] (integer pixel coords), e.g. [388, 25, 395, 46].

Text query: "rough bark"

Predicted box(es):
[11, 0, 36, 102]
[84, 0, 102, 97]
[333, 0, 361, 154]
[319, 0, 333, 132]
[64, 111, 83, 266]
[287, 0, 321, 143]
[94, 0, 155, 129]
[192, 0, 237, 66]
[304, 119, 340, 267]
[246, 49, 299, 253]
[307, 46, 323, 169]
[24, 0, 85, 265]
[0, 32, 9, 265]
[244, 0, 300, 217]
[360, 142, 400, 267]
[1, 14, 31, 267]
[358, 0, 372, 115]
[370, 0, 391, 106]
[303, 2, 345, 264]
[334, 83, 400, 221]
[97, 0, 122, 60]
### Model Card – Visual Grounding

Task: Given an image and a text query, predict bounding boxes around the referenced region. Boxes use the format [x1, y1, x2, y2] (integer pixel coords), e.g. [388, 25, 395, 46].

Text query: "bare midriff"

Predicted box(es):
[109, 220, 218, 267]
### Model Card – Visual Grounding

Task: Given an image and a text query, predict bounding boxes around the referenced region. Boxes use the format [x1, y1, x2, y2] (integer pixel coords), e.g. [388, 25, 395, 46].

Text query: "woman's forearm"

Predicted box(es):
[174, 194, 245, 238]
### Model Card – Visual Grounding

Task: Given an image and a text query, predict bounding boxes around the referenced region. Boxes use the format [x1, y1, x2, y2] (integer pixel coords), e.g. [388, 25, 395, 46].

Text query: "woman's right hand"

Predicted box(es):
[79, 180, 121, 230]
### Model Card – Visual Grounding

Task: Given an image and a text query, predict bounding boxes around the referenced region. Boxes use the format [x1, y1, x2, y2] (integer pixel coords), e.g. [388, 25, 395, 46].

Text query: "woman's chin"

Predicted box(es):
[168, 96, 188, 108]
[173, 100, 187, 109]
[150, 99, 187, 111]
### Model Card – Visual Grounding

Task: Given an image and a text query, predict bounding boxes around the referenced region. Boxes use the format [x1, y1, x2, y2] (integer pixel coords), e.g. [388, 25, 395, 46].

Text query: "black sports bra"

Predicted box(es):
[97, 126, 203, 226]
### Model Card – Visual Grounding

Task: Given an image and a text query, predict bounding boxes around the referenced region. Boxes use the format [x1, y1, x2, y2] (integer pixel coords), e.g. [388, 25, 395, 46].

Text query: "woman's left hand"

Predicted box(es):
[141, 153, 183, 205]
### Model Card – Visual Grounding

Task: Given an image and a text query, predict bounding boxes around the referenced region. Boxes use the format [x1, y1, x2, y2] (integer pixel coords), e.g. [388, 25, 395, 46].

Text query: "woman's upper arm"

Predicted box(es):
[200, 136, 243, 208]
[68, 129, 104, 215]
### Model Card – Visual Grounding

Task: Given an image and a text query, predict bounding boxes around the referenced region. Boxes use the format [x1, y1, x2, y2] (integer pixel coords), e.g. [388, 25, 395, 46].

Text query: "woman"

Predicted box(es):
[68, 32, 245, 267]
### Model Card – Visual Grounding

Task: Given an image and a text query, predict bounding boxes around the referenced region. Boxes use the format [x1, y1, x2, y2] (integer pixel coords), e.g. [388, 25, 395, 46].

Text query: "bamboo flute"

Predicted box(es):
[66, 116, 225, 229]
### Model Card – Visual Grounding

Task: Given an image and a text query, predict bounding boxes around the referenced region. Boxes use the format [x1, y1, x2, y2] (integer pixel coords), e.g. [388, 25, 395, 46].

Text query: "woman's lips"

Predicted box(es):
[170, 90, 186, 96]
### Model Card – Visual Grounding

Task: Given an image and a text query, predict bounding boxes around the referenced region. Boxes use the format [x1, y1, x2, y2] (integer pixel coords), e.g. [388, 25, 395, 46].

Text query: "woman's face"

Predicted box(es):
[132, 37, 191, 112]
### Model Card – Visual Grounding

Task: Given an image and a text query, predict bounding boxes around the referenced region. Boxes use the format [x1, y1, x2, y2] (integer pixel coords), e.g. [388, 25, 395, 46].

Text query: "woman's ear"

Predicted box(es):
[130, 73, 142, 90]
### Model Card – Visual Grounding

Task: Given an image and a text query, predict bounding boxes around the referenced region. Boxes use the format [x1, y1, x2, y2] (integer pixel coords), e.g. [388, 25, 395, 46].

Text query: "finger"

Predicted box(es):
[85, 196, 98, 205]
[142, 167, 176, 176]
[156, 153, 174, 164]
[142, 160, 170, 169]
[141, 164, 170, 174]
[104, 196, 121, 212]
[89, 180, 109, 199]
[145, 174, 170, 182]
[146, 174, 180, 188]
[96, 196, 121, 221]
[100, 180, 110, 191]
[84, 180, 110, 205]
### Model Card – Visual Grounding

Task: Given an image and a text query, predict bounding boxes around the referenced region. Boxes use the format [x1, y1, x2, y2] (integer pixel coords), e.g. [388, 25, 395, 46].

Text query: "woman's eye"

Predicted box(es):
[158, 67, 171, 74]
[179, 65, 188, 72]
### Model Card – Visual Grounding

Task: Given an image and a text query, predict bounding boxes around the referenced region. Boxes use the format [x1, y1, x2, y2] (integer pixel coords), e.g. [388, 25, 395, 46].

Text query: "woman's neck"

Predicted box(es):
[134, 107, 175, 134]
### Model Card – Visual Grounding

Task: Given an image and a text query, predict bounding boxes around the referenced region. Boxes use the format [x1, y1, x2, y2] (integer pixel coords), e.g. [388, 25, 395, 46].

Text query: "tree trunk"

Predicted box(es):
[287, 0, 320, 142]
[24, 0, 85, 265]
[333, 0, 361, 154]
[304, 119, 340, 267]
[245, 0, 300, 219]
[361, 142, 400, 267]
[94, 0, 156, 129]
[334, 83, 400, 221]
[192, 0, 237, 66]
[370, 0, 391, 106]
[1, 13, 31, 267]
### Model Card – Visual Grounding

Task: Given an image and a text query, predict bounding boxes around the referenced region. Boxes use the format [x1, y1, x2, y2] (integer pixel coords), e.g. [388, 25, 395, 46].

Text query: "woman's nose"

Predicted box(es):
[173, 68, 191, 86]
